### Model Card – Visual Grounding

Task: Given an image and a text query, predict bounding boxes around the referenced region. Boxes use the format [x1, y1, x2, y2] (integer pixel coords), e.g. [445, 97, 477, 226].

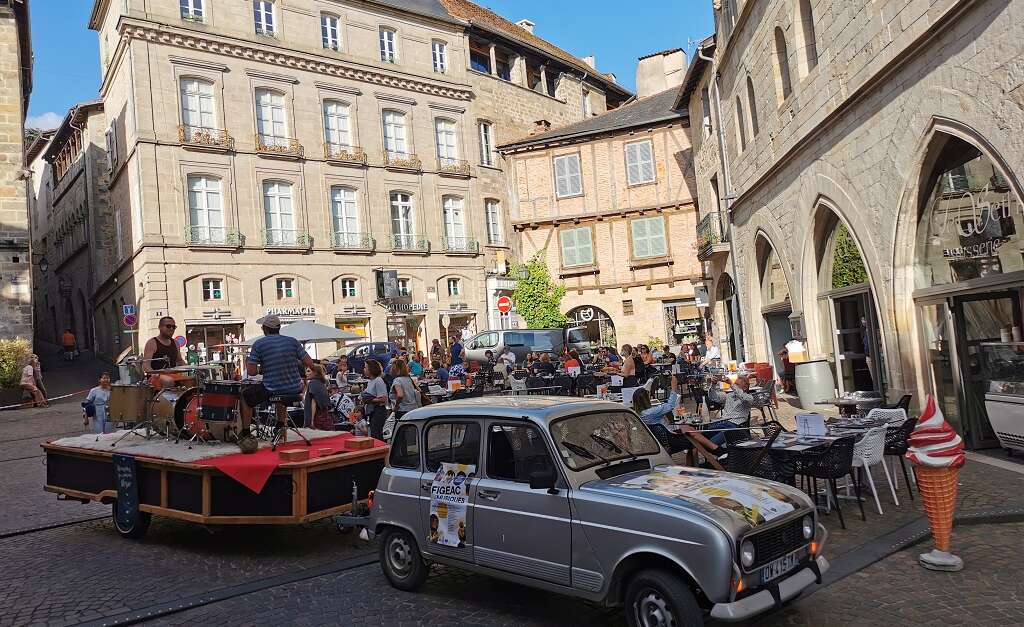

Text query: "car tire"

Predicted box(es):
[111, 501, 151, 540]
[625, 569, 704, 627]
[379, 527, 428, 591]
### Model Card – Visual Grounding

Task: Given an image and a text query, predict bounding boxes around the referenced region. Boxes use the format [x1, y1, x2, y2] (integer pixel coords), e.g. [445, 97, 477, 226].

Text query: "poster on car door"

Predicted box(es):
[428, 462, 475, 547]
[609, 466, 798, 526]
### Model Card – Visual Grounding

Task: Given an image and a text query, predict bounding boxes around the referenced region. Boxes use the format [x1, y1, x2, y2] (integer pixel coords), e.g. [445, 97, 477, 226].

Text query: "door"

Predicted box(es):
[831, 291, 881, 393]
[918, 302, 965, 437]
[420, 421, 481, 563]
[473, 423, 571, 585]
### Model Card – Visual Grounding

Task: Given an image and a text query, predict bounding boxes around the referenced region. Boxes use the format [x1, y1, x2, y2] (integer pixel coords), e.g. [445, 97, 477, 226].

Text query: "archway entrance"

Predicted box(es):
[913, 130, 1024, 449]
[565, 305, 616, 350]
[715, 274, 742, 361]
[756, 236, 792, 380]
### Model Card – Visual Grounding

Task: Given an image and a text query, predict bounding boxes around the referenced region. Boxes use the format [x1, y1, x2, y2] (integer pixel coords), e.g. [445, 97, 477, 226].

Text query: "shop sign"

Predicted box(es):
[694, 286, 710, 308]
[449, 302, 469, 311]
[201, 307, 234, 320]
[578, 307, 595, 322]
[266, 306, 316, 316]
[386, 302, 429, 313]
[942, 237, 1008, 260]
[338, 305, 370, 316]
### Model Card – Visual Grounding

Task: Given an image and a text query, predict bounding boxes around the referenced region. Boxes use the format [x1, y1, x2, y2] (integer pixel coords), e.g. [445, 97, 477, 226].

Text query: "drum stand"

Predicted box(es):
[269, 403, 311, 451]
[109, 400, 161, 447]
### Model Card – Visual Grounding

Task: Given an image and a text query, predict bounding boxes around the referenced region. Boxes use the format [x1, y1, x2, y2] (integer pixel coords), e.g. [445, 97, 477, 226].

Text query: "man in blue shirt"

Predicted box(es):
[432, 360, 449, 384]
[240, 315, 314, 430]
[449, 339, 464, 367]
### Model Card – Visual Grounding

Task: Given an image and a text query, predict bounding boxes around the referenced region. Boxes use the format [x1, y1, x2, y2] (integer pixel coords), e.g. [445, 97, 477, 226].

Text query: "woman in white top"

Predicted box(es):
[85, 373, 113, 433]
[20, 355, 47, 407]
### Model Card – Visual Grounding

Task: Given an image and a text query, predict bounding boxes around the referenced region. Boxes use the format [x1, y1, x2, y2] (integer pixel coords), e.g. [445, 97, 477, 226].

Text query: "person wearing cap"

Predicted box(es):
[241, 314, 315, 430]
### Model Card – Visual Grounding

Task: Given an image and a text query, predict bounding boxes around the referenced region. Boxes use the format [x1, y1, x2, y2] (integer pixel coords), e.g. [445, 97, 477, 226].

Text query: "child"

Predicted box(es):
[349, 406, 369, 437]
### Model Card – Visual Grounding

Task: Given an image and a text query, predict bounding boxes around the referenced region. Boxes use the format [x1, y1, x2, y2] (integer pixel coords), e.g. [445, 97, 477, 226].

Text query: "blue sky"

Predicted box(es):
[26, 0, 714, 128]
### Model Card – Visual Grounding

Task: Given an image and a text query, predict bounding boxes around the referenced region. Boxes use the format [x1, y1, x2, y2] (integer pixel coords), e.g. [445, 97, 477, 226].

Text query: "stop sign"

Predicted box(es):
[497, 295, 512, 314]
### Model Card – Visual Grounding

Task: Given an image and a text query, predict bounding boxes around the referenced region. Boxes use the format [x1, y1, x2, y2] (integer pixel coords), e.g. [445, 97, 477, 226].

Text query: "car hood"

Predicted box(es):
[580, 465, 813, 535]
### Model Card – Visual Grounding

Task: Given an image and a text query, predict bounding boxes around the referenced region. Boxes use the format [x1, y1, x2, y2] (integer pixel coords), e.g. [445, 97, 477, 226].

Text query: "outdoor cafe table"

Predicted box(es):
[816, 396, 883, 417]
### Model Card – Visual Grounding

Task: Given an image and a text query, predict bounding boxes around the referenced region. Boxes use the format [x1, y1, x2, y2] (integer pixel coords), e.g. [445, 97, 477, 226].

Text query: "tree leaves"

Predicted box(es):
[511, 254, 568, 329]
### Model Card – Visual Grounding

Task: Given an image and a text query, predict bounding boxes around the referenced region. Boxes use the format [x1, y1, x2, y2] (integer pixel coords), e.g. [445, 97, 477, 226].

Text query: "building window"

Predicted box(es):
[773, 27, 793, 104]
[495, 50, 511, 81]
[397, 278, 411, 297]
[255, 88, 288, 147]
[746, 76, 759, 138]
[323, 100, 351, 149]
[796, 0, 819, 76]
[447, 278, 461, 297]
[582, 89, 592, 117]
[340, 278, 358, 298]
[625, 140, 655, 185]
[554, 154, 583, 197]
[469, 43, 491, 74]
[432, 40, 447, 73]
[187, 175, 224, 244]
[390, 192, 415, 244]
[379, 27, 397, 63]
[276, 278, 294, 300]
[180, 78, 216, 133]
[622, 299, 634, 316]
[321, 14, 340, 51]
[104, 125, 118, 172]
[560, 226, 593, 267]
[734, 95, 747, 152]
[478, 121, 495, 166]
[442, 196, 466, 245]
[485, 199, 502, 245]
[263, 181, 295, 246]
[180, 0, 204, 21]
[382, 110, 408, 157]
[253, 0, 275, 36]
[330, 186, 359, 241]
[435, 118, 458, 165]
[631, 216, 667, 259]
[700, 87, 713, 140]
[202, 278, 223, 301]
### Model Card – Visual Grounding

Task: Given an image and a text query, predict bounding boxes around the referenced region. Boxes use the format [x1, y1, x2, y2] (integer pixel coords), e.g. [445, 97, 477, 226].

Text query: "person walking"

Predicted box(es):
[303, 364, 333, 430]
[361, 359, 389, 440]
[61, 329, 78, 361]
[84, 373, 113, 433]
[20, 355, 48, 407]
[390, 360, 421, 419]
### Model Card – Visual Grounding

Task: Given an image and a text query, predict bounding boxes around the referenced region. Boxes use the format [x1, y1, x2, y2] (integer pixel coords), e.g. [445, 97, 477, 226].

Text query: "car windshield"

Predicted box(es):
[550, 410, 661, 471]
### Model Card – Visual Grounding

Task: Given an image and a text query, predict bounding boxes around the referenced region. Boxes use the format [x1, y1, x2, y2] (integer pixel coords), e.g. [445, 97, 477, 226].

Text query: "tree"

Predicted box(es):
[512, 254, 567, 328]
[831, 223, 869, 289]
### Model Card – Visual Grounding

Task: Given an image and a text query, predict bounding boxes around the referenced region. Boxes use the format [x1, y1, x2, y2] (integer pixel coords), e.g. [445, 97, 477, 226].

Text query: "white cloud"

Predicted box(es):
[25, 112, 63, 130]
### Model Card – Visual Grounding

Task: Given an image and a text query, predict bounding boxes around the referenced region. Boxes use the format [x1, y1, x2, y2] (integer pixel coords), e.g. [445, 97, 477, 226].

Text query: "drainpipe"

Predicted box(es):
[698, 42, 746, 362]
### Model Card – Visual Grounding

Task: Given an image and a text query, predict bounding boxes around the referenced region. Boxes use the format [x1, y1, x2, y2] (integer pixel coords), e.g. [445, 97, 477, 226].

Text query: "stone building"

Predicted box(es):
[501, 51, 702, 350]
[0, 0, 33, 341]
[689, 0, 1024, 449]
[84, 0, 629, 362]
[28, 102, 112, 351]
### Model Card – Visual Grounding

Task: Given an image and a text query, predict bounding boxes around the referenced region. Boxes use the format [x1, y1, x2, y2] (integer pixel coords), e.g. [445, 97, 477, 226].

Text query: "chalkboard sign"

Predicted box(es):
[113, 454, 139, 530]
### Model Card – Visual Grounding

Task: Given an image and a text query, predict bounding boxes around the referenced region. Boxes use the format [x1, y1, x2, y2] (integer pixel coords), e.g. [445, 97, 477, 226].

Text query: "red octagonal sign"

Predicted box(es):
[496, 295, 512, 314]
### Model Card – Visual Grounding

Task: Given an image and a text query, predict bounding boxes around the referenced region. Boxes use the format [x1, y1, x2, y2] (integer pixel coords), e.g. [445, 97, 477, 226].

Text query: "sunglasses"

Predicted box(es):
[162, 324, 177, 329]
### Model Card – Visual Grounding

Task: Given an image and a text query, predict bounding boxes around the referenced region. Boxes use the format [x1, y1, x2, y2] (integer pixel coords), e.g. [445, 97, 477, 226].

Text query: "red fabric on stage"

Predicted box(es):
[197, 433, 386, 494]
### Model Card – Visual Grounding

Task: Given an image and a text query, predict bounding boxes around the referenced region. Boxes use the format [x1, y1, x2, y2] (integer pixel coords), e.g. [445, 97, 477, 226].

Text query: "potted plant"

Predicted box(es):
[0, 339, 32, 408]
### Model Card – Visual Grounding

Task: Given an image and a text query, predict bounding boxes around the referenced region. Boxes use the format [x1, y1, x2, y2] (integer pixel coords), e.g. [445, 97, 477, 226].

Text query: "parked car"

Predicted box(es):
[462, 328, 590, 365]
[369, 397, 829, 626]
[331, 341, 400, 375]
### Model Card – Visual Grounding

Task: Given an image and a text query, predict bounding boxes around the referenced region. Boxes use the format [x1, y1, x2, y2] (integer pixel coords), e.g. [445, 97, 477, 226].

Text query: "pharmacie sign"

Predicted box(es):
[266, 306, 317, 316]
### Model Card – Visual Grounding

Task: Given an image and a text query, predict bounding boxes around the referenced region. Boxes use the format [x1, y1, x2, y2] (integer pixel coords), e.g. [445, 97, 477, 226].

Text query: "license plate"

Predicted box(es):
[760, 550, 801, 583]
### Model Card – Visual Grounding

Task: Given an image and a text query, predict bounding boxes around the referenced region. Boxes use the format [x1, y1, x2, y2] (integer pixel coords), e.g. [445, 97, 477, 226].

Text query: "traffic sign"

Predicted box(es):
[174, 335, 187, 348]
[123, 313, 138, 328]
[441, 314, 451, 328]
[122, 304, 136, 316]
[496, 295, 512, 314]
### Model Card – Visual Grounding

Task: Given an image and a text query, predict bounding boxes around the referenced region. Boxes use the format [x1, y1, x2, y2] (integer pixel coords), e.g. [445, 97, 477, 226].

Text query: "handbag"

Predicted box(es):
[81, 400, 96, 418]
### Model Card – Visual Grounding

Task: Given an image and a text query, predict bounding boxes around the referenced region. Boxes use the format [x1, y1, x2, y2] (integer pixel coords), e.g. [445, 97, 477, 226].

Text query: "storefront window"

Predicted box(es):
[186, 323, 243, 363]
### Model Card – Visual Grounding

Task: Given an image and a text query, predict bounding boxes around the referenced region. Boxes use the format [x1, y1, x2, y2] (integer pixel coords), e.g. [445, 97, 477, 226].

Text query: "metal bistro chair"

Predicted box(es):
[798, 436, 864, 529]
[509, 376, 528, 396]
[552, 374, 574, 397]
[849, 426, 899, 515]
[883, 415, 918, 501]
[526, 376, 547, 395]
[724, 424, 791, 484]
[879, 394, 912, 412]
[575, 374, 597, 397]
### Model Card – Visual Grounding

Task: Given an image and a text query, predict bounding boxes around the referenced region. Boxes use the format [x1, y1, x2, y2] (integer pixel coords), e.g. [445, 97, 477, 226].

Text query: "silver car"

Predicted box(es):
[370, 397, 829, 626]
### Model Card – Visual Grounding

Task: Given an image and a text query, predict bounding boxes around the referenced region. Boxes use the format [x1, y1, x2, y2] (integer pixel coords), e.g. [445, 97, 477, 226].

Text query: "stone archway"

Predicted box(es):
[565, 305, 616, 350]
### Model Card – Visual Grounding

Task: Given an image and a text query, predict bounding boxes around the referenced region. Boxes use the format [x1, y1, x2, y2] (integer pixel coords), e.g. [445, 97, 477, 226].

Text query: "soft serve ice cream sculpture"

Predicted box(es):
[906, 395, 966, 571]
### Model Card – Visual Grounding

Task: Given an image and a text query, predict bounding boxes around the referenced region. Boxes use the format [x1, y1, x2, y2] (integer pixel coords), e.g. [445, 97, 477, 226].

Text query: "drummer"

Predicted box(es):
[240, 314, 315, 430]
[143, 317, 190, 390]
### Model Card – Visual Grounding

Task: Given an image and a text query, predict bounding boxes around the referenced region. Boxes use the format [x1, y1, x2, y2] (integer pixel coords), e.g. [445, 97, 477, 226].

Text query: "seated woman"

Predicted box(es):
[632, 376, 721, 458]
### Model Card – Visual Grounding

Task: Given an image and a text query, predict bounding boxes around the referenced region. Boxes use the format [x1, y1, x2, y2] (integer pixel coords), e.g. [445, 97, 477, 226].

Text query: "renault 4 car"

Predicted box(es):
[369, 397, 828, 626]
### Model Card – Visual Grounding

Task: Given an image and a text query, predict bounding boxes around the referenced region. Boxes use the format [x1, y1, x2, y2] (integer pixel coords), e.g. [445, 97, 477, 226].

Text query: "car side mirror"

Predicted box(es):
[529, 469, 558, 493]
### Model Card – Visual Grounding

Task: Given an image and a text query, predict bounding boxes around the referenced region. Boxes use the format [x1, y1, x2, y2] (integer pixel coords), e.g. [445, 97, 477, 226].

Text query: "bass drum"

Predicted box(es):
[150, 387, 199, 436]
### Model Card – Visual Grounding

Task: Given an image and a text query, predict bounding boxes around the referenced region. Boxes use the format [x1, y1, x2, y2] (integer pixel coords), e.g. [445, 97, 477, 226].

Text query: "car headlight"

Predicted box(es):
[802, 515, 814, 540]
[740, 539, 755, 568]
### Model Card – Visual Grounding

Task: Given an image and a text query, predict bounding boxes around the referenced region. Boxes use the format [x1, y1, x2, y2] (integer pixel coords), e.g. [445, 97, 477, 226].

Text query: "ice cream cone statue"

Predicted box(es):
[905, 395, 966, 571]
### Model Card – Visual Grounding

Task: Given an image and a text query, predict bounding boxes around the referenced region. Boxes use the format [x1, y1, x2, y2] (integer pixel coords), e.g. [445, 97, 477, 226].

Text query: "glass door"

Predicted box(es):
[831, 291, 881, 393]
[918, 302, 964, 436]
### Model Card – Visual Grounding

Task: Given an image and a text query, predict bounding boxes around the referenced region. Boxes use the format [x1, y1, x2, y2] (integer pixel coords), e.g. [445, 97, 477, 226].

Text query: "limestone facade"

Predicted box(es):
[84, 0, 628, 361]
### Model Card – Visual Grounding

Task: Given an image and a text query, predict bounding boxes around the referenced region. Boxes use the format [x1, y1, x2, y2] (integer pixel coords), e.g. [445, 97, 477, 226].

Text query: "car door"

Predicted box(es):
[419, 420, 481, 564]
[473, 422, 572, 586]
[378, 423, 423, 537]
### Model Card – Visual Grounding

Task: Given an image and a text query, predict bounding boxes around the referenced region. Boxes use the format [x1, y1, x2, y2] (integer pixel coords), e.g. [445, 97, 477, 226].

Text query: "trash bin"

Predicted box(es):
[795, 359, 836, 410]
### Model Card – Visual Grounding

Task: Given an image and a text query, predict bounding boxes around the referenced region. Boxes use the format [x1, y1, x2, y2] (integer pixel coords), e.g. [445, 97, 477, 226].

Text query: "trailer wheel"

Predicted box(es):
[112, 501, 151, 539]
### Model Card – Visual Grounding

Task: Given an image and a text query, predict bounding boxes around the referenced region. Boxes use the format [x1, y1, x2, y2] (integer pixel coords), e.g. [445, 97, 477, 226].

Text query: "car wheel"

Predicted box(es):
[379, 527, 428, 591]
[111, 501, 151, 540]
[625, 569, 703, 627]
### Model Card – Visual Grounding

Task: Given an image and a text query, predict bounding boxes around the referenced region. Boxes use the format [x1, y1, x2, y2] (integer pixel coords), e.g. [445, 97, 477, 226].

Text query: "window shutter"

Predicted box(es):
[650, 218, 666, 256]
[568, 156, 582, 195]
[555, 157, 569, 197]
[560, 229, 576, 266]
[626, 144, 641, 184]
[632, 219, 649, 258]
[578, 228, 593, 264]
[640, 142, 655, 182]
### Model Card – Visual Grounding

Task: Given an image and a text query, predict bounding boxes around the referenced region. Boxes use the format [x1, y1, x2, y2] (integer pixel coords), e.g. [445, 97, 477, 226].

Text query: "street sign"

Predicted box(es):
[441, 314, 451, 328]
[123, 313, 138, 328]
[122, 304, 136, 316]
[496, 295, 512, 314]
[174, 335, 187, 348]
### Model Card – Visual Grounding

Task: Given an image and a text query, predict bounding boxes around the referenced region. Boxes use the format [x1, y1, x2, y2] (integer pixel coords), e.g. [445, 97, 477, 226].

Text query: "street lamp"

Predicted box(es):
[32, 253, 48, 273]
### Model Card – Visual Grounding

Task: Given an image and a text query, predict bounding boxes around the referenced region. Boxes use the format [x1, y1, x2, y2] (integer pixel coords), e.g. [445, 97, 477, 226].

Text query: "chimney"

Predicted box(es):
[516, 19, 535, 34]
[580, 55, 596, 70]
[635, 48, 687, 99]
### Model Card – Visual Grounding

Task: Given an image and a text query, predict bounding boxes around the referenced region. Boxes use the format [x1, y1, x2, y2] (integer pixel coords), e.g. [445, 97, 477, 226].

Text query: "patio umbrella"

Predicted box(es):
[280, 320, 362, 343]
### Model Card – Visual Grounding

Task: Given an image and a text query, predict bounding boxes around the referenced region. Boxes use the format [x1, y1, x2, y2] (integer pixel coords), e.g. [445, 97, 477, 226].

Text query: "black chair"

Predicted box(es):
[552, 375, 574, 396]
[880, 394, 912, 412]
[884, 416, 918, 501]
[526, 376, 547, 395]
[575, 374, 597, 396]
[724, 426, 792, 483]
[798, 437, 864, 529]
[648, 423, 693, 456]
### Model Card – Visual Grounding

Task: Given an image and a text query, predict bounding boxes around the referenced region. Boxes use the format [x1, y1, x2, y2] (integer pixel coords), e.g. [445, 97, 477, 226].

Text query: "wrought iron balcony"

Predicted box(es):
[438, 157, 471, 177]
[696, 211, 730, 261]
[391, 233, 429, 252]
[324, 143, 367, 165]
[442, 236, 479, 254]
[178, 125, 234, 150]
[384, 151, 422, 171]
[184, 226, 242, 247]
[256, 134, 304, 158]
[331, 231, 375, 251]
[264, 229, 312, 249]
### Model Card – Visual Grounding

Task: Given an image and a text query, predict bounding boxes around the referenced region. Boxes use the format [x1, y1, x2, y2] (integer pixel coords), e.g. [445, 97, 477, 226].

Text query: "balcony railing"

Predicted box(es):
[696, 211, 729, 260]
[384, 151, 422, 171]
[391, 233, 429, 252]
[442, 236, 479, 254]
[178, 125, 234, 150]
[324, 143, 367, 165]
[264, 229, 312, 249]
[184, 226, 242, 247]
[256, 134, 304, 158]
[180, 13, 205, 23]
[438, 157, 471, 177]
[331, 231, 375, 251]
